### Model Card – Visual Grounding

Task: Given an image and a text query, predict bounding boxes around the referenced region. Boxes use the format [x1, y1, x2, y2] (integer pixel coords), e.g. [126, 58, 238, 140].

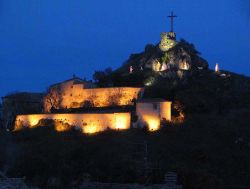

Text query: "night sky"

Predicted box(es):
[0, 0, 250, 97]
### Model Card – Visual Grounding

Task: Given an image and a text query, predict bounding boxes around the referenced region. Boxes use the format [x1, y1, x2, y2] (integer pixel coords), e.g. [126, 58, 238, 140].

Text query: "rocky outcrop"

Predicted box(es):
[115, 39, 208, 86]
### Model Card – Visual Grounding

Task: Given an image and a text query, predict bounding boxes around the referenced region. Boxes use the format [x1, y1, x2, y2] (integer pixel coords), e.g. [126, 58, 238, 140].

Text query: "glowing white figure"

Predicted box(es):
[130, 66, 133, 73]
[215, 63, 219, 73]
[161, 62, 168, 71]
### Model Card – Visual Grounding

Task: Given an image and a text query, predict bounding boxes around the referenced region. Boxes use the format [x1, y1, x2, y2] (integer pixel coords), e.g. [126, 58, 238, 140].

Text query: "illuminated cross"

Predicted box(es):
[168, 11, 177, 32]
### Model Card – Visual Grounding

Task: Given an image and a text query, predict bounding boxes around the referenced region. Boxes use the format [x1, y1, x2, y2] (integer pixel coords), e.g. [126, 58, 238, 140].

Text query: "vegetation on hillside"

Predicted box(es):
[1, 109, 250, 188]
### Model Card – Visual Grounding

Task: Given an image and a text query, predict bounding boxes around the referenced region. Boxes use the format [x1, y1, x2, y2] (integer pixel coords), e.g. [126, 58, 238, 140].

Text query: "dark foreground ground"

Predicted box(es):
[1, 109, 250, 189]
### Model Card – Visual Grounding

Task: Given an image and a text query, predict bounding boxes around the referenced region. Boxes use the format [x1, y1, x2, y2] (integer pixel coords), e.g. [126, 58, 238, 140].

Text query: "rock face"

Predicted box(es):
[159, 32, 177, 52]
[116, 38, 209, 86]
[149, 39, 208, 74]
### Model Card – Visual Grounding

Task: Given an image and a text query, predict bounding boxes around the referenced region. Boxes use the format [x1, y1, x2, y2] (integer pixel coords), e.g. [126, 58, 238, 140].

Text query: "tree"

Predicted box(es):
[178, 39, 200, 56]
[104, 67, 112, 75]
[93, 71, 106, 83]
[93, 67, 113, 84]
[43, 87, 61, 112]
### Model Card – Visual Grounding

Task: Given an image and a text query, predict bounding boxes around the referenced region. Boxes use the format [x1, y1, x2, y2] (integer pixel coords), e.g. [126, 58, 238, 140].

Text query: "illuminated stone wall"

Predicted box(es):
[136, 101, 171, 131]
[60, 87, 142, 108]
[43, 79, 143, 112]
[15, 112, 131, 134]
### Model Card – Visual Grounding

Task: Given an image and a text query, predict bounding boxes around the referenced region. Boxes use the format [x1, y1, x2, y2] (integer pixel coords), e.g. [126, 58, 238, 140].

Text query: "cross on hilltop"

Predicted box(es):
[168, 11, 177, 32]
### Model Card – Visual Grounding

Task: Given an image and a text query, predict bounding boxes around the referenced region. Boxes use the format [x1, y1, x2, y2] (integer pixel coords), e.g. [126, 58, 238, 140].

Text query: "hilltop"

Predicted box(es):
[94, 37, 250, 115]
[1, 23, 250, 188]
[115, 39, 208, 76]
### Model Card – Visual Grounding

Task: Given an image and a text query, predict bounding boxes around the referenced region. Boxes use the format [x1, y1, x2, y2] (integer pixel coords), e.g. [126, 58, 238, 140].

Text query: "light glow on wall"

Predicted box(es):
[28, 116, 40, 128]
[82, 124, 99, 134]
[144, 116, 160, 132]
[55, 122, 71, 132]
[44, 86, 143, 112]
[14, 113, 131, 134]
[182, 62, 189, 70]
[114, 113, 130, 130]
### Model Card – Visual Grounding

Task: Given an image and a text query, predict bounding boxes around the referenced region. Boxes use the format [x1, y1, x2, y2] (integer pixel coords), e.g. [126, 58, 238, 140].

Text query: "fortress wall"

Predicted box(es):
[15, 112, 131, 134]
[59, 87, 142, 109]
[44, 80, 143, 112]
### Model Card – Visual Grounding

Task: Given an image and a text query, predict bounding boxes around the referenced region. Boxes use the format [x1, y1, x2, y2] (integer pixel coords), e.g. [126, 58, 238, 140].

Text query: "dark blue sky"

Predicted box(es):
[0, 0, 250, 97]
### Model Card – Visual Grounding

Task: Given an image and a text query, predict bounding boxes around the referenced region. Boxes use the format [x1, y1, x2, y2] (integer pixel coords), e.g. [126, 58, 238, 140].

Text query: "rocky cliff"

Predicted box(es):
[113, 39, 209, 87]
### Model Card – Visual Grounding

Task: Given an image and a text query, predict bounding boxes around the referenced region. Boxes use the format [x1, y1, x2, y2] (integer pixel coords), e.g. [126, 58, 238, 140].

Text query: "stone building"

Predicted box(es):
[13, 81, 172, 133]
[136, 99, 172, 131]
[43, 77, 143, 112]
